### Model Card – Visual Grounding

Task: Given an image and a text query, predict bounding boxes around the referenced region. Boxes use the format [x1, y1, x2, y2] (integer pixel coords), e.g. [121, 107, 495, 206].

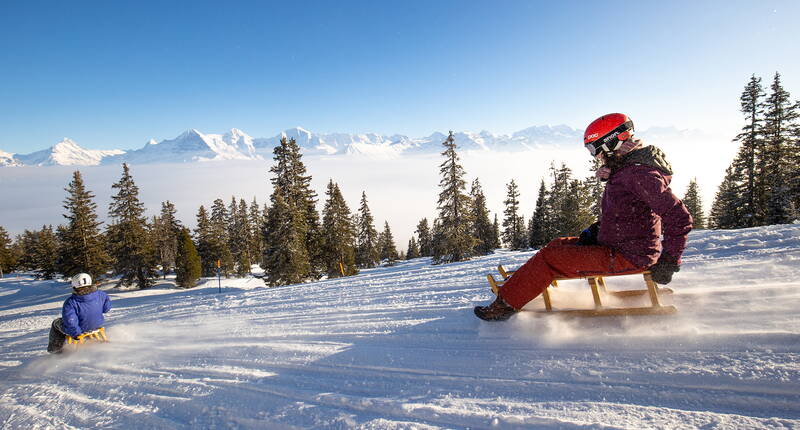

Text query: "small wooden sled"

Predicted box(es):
[66, 327, 109, 346]
[487, 265, 676, 317]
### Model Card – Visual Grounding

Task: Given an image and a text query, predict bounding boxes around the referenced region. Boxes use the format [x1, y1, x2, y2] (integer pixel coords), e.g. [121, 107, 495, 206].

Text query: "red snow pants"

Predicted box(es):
[499, 237, 645, 310]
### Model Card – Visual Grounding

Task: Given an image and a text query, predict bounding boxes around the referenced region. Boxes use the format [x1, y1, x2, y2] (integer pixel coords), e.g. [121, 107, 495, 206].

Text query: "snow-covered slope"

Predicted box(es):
[1, 224, 798, 428]
[12, 138, 124, 166]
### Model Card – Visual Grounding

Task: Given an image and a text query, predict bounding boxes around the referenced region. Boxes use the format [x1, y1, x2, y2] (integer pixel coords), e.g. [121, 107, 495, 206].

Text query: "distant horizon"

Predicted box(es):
[2, 121, 725, 155]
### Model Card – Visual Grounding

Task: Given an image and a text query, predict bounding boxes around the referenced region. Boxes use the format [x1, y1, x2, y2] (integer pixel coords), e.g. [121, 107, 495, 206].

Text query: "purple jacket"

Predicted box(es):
[62, 290, 111, 337]
[597, 145, 693, 268]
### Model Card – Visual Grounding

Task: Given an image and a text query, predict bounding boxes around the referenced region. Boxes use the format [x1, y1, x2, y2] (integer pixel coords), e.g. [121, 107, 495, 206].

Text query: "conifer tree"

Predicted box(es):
[492, 215, 501, 249]
[682, 178, 706, 229]
[0, 226, 15, 277]
[234, 198, 253, 276]
[378, 221, 398, 265]
[263, 187, 310, 286]
[194, 205, 216, 276]
[469, 178, 496, 255]
[432, 131, 475, 263]
[270, 137, 321, 278]
[355, 191, 380, 268]
[320, 180, 358, 278]
[567, 178, 595, 235]
[209, 198, 234, 276]
[761, 72, 799, 222]
[38, 226, 60, 279]
[57, 171, 111, 281]
[502, 179, 527, 249]
[248, 198, 264, 268]
[709, 166, 743, 229]
[406, 236, 420, 259]
[584, 157, 605, 219]
[19, 226, 60, 279]
[152, 200, 181, 278]
[107, 164, 157, 288]
[733, 75, 767, 225]
[175, 228, 201, 288]
[528, 179, 549, 248]
[415, 218, 433, 257]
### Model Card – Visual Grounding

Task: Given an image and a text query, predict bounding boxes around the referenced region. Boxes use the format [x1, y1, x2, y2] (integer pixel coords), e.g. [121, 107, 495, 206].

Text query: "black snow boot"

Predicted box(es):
[47, 318, 66, 354]
[474, 296, 517, 321]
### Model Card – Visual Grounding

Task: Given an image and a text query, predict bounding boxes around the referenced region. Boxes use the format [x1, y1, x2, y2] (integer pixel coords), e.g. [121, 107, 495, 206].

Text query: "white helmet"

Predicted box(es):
[70, 273, 92, 288]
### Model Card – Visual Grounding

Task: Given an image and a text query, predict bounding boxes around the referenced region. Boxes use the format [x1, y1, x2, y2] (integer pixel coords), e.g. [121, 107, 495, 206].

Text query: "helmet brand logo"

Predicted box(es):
[603, 131, 621, 143]
[586, 133, 599, 140]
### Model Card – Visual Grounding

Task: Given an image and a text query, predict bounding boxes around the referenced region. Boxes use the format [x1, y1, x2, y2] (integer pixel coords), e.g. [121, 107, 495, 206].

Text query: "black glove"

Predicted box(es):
[649, 252, 680, 284]
[576, 223, 599, 246]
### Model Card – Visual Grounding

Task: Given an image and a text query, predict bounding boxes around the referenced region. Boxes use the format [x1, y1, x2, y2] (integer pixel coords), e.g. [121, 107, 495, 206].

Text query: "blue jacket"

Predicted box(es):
[61, 290, 111, 337]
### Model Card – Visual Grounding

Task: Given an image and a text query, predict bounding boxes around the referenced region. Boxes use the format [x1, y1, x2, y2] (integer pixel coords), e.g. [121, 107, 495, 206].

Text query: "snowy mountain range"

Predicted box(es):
[0, 125, 702, 167]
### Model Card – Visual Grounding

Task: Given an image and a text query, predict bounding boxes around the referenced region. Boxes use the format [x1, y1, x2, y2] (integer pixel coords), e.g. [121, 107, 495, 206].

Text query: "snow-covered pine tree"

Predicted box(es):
[415, 218, 432, 257]
[175, 227, 201, 288]
[270, 137, 322, 279]
[378, 221, 399, 265]
[152, 200, 181, 278]
[107, 164, 157, 288]
[709, 166, 744, 229]
[57, 170, 111, 281]
[210, 198, 234, 277]
[502, 179, 527, 249]
[432, 131, 475, 263]
[682, 178, 706, 229]
[320, 180, 358, 278]
[355, 191, 380, 268]
[469, 178, 496, 255]
[406, 236, 420, 259]
[528, 179, 549, 248]
[263, 186, 311, 287]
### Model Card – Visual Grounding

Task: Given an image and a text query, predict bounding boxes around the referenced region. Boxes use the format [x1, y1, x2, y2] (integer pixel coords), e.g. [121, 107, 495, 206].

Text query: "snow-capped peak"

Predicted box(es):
[12, 138, 125, 166]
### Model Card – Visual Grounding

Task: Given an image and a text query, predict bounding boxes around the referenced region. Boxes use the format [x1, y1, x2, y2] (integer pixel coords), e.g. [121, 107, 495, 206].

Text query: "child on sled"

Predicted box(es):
[47, 273, 111, 353]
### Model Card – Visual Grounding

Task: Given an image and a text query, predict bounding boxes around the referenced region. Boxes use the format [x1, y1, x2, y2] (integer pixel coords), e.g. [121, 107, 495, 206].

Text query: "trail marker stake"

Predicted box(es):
[216, 259, 221, 293]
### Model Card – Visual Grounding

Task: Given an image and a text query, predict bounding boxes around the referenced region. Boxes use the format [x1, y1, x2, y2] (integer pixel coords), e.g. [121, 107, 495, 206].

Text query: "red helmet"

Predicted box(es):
[583, 113, 634, 156]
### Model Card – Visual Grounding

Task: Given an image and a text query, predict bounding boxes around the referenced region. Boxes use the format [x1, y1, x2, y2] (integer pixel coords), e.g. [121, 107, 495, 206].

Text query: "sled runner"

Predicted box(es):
[66, 327, 109, 346]
[487, 265, 676, 317]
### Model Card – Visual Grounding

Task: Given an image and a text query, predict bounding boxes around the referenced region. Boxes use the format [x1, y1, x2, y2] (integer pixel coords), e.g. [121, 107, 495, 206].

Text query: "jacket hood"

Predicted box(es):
[71, 289, 103, 302]
[621, 145, 673, 176]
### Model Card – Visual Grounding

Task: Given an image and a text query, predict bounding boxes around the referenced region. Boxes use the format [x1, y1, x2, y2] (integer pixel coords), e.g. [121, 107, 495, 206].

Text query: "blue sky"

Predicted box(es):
[1, 0, 798, 153]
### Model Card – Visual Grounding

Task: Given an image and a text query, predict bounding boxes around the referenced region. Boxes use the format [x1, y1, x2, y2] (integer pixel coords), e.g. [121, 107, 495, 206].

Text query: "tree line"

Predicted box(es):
[0, 137, 404, 288]
[710, 72, 800, 228]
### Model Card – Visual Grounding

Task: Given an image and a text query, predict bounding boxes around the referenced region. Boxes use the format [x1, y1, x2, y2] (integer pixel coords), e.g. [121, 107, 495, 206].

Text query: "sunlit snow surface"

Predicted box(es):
[1, 225, 799, 429]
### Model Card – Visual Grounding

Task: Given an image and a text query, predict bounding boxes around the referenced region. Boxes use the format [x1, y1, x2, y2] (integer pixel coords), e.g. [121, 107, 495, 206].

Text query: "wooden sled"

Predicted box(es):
[487, 265, 676, 317]
[66, 327, 109, 346]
